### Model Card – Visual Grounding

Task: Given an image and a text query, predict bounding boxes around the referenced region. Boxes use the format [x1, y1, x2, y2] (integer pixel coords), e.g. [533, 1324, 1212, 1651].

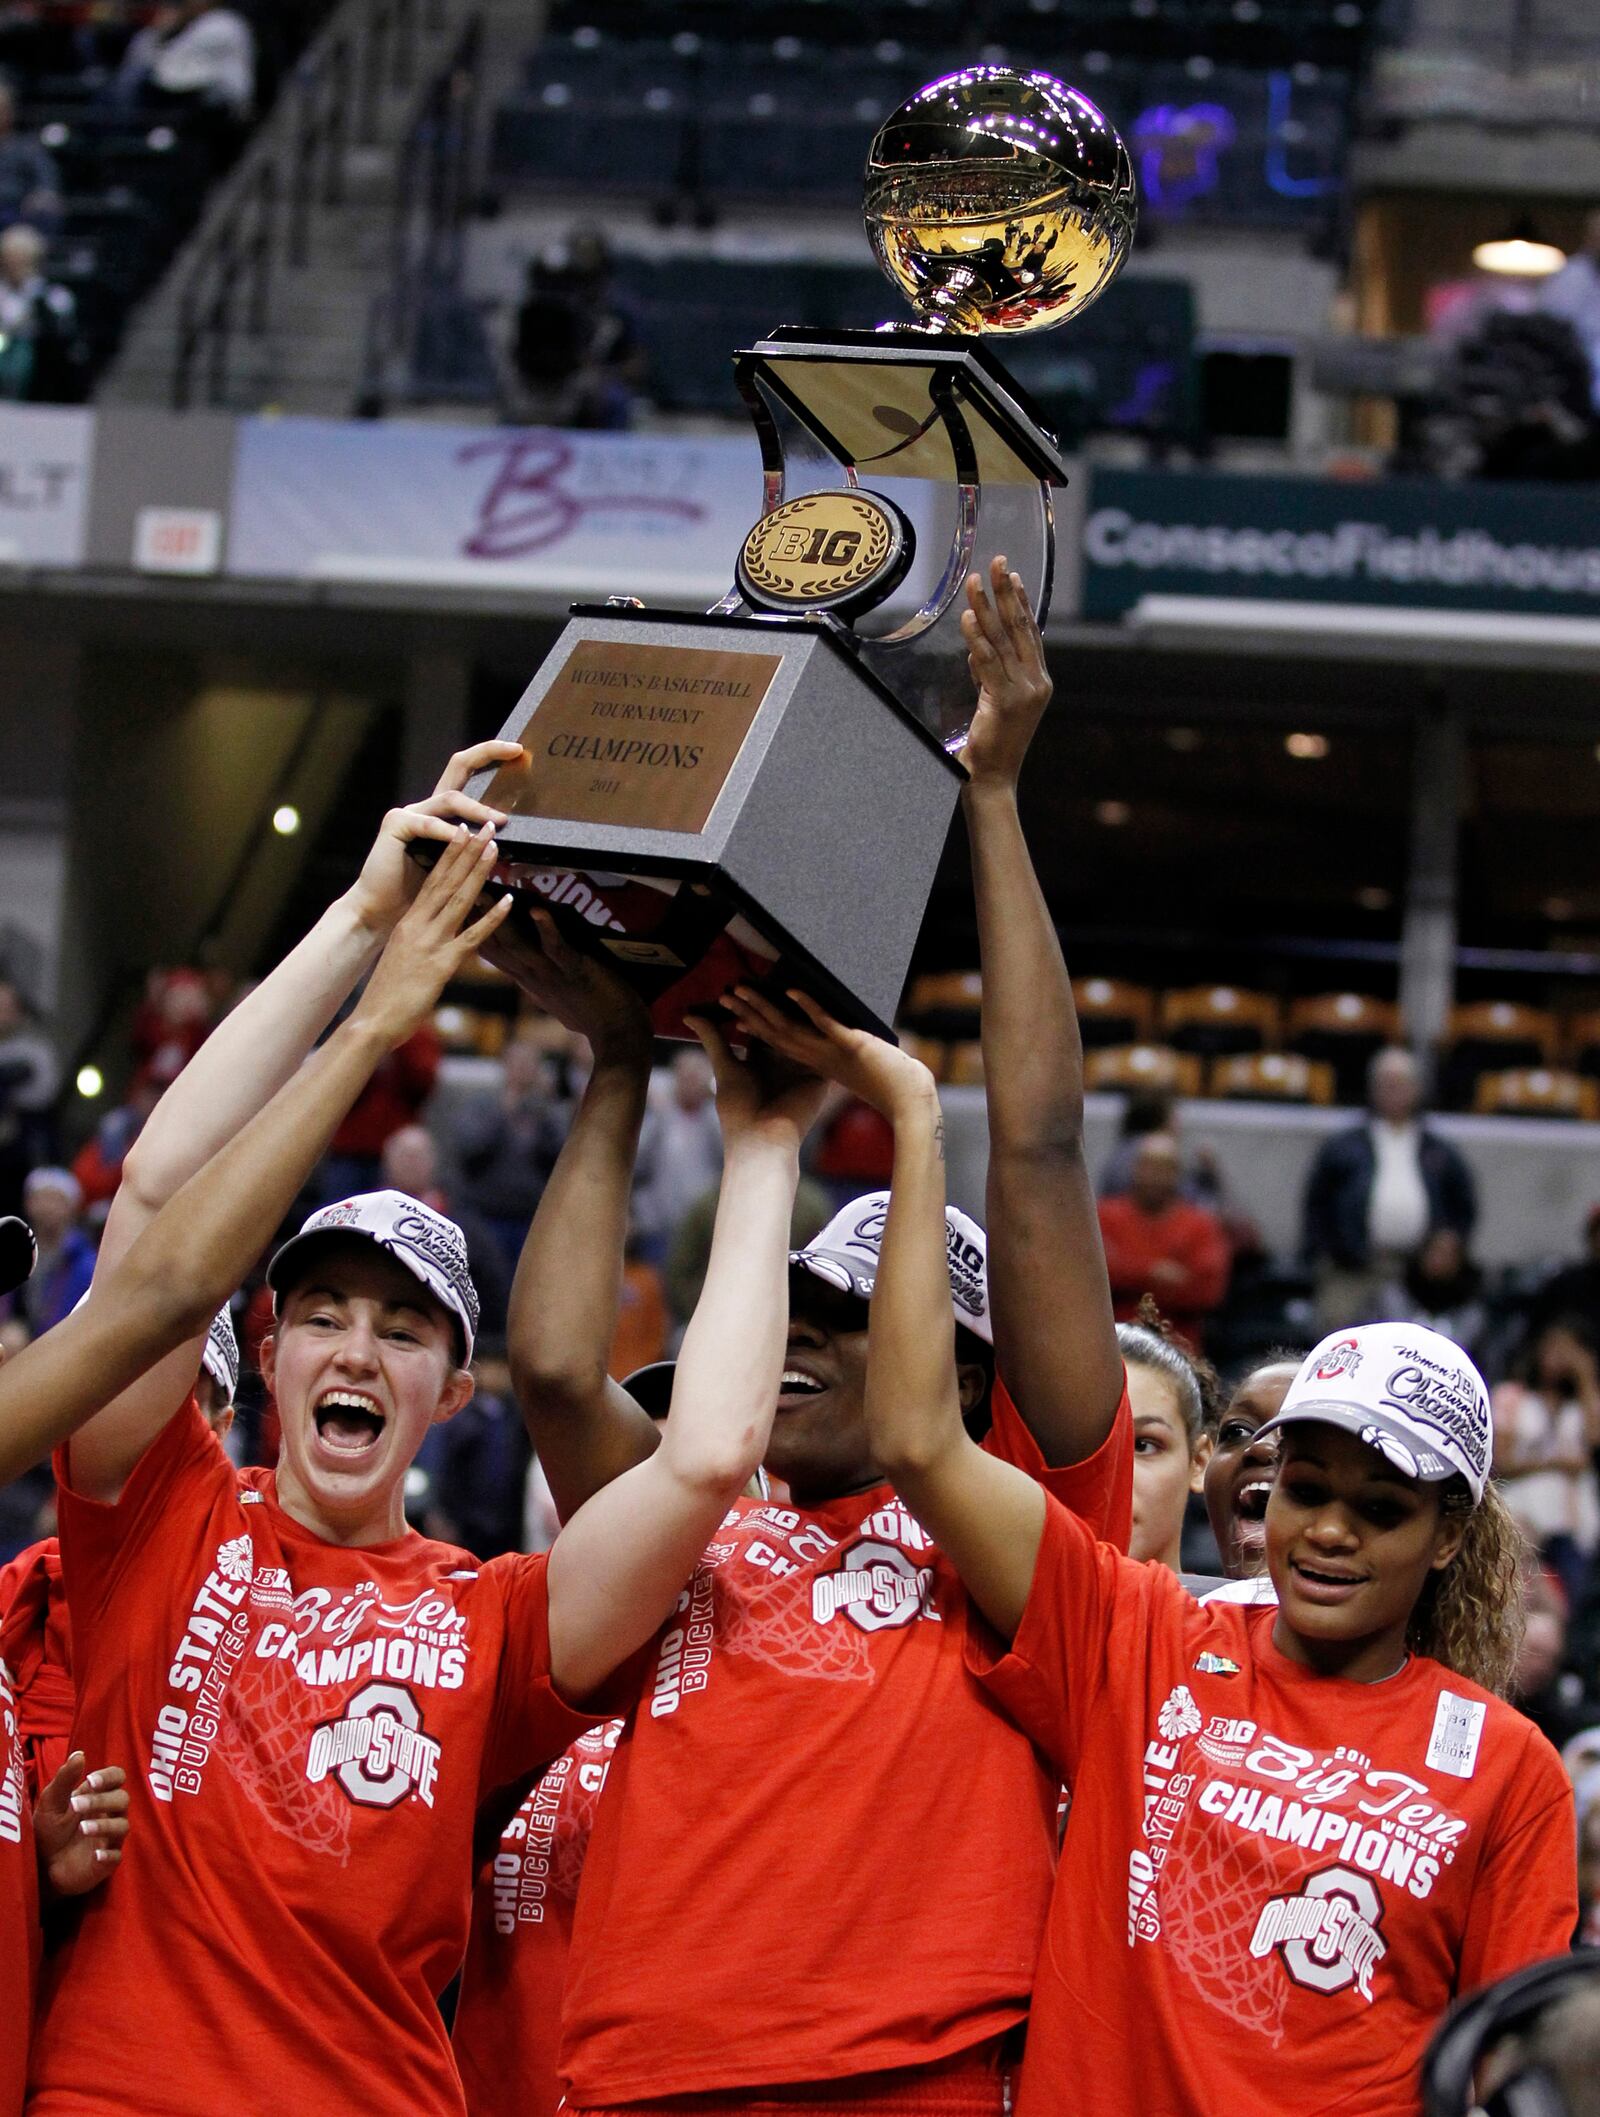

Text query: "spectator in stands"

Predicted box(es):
[321, 1016, 439, 1199]
[1527, 1203, 1600, 1346]
[117, 1, 255, 134]
[0, 76, 60, 233]
[1098, 1089, 1220, 1206]
[70, 1063, 172, 1218]
[1540, 207, 1600, 412]
[129, 965, 214, 1079]
[509, 227, 643, 430]
[1301, 1044, 1477, 1332]
[0, 221, 81, 402]
[1513, 1567, 1595, 1754]
[16, 1167, 93, 1336]
[378, 1120, 513, 1348]
[664, 1170, 833, 1336]
[1492, 1319, 1600, 1604]
[810, 1090, 893, 1210]
[444, 1032, 569, 1270]
[0, 973, 58, 1216]
[632, 1045, 722, 1256]
[1380, 1225, 1490, 1358]
[1096, 1130, 1231, 1351]
[408, 1352, 529, 1559]
[1423, 309, 1600, 483]
[609, 1217, 667, 1382]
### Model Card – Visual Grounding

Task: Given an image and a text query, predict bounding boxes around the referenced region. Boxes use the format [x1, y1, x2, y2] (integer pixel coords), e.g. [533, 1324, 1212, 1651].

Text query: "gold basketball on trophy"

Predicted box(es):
[864, 65, 1138, 336]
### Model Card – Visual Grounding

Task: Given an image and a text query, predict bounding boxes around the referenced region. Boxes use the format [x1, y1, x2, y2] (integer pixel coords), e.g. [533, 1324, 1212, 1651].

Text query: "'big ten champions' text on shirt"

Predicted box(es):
[454, 1719, 624, 2117]
[559, 1378, 1133, 2107]
[969, 1494, 1577, 2117]
[28, 1402, 615, 2117]
[2, 1654, 38, 2117]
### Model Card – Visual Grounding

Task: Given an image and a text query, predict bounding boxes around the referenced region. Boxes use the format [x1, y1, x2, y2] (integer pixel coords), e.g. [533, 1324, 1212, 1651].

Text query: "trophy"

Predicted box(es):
[465, 66, 1136, 1039]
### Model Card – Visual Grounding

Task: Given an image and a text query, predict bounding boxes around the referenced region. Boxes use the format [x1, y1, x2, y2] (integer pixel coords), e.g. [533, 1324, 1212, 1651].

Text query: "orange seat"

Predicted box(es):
[1210, 1052, 1335, 1106]
[1444, 1000, 1559, 1109]
[1286, 992, 1403, 1104]
[1566, 1009, 1600, 1077]
[1286, 992, 1402, 1043]
[1073, 976, 1155, 1049]
[1084, 1044, 1203, 1098]
[903, 969, 982, 1036]
[1447, 1000, 1557, 1061]
[1472, 1068, 1599, 1121]
[1159, 985, 1280, 1058]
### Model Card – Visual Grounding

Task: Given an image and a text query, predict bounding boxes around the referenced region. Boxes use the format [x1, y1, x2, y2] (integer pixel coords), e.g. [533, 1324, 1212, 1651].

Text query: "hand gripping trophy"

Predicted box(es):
[466, 67, 1136, 1039]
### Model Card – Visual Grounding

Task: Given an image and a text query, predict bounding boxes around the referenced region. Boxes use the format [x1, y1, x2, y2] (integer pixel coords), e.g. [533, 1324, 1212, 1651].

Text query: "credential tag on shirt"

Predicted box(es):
[1427, 1690, 1486, 1779]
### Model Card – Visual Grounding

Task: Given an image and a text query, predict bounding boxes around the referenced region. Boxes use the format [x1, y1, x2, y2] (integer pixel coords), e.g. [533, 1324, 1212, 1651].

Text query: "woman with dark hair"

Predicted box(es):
[732, 987, 1576, 2117]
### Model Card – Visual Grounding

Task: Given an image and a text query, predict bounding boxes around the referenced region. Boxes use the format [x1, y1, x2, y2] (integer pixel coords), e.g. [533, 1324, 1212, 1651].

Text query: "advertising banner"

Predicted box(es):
[228, 417, 761, 604]
[0, 405, 92, 567]
[1082, 467, 1600, 621]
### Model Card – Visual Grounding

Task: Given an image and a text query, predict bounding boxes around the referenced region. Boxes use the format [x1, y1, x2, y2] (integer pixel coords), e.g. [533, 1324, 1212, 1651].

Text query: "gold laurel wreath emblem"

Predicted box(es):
[742, 494, 896, 603]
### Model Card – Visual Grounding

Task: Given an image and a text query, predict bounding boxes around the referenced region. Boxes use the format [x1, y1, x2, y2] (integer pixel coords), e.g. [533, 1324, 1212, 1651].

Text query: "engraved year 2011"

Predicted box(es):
[589, 777, 622, 795]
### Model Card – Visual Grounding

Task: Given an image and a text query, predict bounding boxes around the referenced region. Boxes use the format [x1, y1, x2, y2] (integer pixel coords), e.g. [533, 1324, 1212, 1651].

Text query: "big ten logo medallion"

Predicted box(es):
[737, 489, 915, 620]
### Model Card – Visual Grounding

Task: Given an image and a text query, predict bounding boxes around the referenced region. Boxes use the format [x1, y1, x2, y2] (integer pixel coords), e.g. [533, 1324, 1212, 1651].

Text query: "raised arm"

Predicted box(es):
[66, 743, 521, 1501]
[545, 1024, 823, 1696]
[959, 557, 1122, 1465]
[490, 913, 662, 1523]
[727, 987, 1045, 1645]
[2, 832, 510, 1488]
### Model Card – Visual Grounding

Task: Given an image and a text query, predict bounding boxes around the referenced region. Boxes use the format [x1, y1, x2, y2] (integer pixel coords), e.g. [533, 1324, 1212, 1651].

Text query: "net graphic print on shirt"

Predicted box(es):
[716, 1564, 873, 1686]
[1154, 1799, 1293, 2044]
[216, 1634, 353, 1863]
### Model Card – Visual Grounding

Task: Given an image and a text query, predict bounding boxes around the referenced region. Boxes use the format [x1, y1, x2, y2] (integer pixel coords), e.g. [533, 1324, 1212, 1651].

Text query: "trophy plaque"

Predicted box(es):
[465, 66, 1136, 1038]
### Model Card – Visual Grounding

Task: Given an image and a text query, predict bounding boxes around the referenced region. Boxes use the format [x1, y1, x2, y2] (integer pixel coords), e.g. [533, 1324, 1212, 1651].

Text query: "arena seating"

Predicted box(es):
[0, 3, 341, 391]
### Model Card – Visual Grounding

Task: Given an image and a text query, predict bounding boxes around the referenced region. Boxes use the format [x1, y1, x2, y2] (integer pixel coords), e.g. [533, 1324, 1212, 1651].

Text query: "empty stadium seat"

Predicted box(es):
[1073, 977, 1155, 1049]
[904, 970, 982, 1038]
[1084, 1045, 1203, 1097]
[1210, 1052, 1335, 1105]
[1566, 1010, 1600, 1081]
[1286, 992, 1402, 1104]
[1160, 986, 1279, 1059]
[1473, 1069, 1599, 1122]
[1442, 1000, 1558, 1109]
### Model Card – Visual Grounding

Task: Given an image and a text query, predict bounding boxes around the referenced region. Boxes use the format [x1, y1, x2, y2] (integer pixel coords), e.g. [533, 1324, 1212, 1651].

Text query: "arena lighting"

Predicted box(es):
[1472, 217, 1566, 277]
[272, 804, 301, 836]
[76, 1065, 103, 1099]
[1285, 731, 1329, 759]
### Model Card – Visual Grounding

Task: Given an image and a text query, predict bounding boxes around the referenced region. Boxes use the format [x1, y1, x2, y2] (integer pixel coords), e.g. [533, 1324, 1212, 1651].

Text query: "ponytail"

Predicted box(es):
[1407, 1481, 1527, 1699]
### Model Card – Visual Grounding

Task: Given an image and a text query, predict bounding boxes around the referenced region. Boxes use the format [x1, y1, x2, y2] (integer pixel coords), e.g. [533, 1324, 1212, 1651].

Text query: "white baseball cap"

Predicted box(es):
[201, 1306, 240, 1403]
[1254, 1321, 1491, 1505]
[789, 1189, 992, 1346]
[267, 1190, 479, 1364]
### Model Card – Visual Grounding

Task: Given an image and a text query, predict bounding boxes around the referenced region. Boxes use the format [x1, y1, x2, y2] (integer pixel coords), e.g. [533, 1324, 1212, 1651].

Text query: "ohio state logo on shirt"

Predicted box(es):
[306, 1681, 442, 1810]
[812, 1538, 938, 1633]
[1250, 1865, 1388, 2000]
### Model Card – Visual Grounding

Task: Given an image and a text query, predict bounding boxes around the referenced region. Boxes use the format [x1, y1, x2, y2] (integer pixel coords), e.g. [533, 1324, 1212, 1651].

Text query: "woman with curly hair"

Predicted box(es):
[729, 983, 1576, 2117]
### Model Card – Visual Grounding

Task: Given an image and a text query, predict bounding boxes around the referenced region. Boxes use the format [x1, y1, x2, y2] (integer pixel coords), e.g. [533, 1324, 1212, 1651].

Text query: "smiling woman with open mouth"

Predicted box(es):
[821, 994, 1580, 2117]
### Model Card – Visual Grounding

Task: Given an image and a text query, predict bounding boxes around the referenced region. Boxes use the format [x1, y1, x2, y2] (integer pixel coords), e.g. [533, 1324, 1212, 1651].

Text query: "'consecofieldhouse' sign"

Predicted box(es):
[1081, 468, 1600, 621]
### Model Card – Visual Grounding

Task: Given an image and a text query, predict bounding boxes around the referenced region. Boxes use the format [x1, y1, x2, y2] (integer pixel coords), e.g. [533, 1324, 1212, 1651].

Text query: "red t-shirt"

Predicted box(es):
[968, 1495, 1578, 2117]
[0, 1541, 74, 1804]
[29, 1402, 609, 2117]
[1097, 1194, 1231, 1337]
[454, 1719, 624, 2117]
[559, 1379, 1132, 2105]
[2, 1655, 39, 2117]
